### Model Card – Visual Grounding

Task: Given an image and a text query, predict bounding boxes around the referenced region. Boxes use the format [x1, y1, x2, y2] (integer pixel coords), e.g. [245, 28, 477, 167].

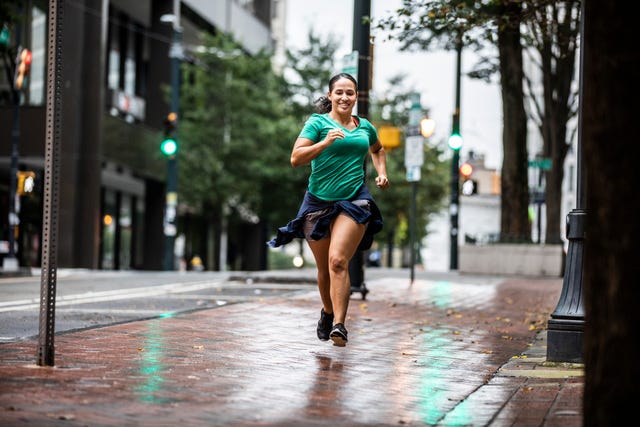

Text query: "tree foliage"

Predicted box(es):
[376, 0, 535, 242]
[369, 74, 449, 249]
[523, 0, 581, 244]
[377, 1, 583, 245]
[179, 33, 302, 230]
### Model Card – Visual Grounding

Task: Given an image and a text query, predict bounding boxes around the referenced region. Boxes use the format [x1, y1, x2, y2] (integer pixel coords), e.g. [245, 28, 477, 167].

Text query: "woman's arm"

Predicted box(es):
[369, 141, 390, 189]
[290, 129, 344, 167]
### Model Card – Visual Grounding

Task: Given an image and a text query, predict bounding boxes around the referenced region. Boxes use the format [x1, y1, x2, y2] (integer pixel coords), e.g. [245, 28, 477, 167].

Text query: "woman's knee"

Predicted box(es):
[328, 254, 349, 273]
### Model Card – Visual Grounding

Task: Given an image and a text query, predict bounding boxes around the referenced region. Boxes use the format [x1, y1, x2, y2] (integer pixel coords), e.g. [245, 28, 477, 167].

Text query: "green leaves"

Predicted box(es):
[178, 33, 300, 226]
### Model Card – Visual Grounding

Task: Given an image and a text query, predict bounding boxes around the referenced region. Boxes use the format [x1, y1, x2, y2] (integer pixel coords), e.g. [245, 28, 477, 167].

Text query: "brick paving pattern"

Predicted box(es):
[0, 271, 583, 426]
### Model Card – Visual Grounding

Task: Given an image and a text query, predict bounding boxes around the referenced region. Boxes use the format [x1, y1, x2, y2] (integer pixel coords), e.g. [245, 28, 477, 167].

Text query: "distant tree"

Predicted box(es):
[179, 33, 300, 269]
[523, 0, 581, 244]
[369, 74, 449, 264]
[285, 29, 341, 120]
[376, 0, 532, 242]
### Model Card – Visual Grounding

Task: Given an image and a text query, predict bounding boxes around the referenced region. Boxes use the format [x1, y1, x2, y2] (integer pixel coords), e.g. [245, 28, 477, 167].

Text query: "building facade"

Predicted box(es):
[0, 0, 277, 271]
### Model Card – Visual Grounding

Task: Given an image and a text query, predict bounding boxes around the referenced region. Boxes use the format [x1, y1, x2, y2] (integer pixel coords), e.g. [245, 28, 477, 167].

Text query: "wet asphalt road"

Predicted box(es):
[0, 270, 314, 343]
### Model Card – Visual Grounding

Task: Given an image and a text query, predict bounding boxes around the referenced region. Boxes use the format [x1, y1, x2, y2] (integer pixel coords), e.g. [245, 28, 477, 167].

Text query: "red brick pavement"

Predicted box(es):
[0, 271, 583, 426]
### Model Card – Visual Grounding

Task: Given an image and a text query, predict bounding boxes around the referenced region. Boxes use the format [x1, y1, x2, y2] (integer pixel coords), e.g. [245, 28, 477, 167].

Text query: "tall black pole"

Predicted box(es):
[546, 1, 585, 363]
[348, 0, 371, 297]
[162, 4, 181, 271]
[449, 36, 462, 271]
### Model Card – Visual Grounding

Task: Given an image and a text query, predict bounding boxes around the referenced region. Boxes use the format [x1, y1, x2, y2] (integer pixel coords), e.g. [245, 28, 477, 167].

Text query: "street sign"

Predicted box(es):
[528, 158, 552, 170]
[405, 125, 421, 137]
[342, 51, 358, 79]
[404, 135, 424, 168]
[406, 166, 421, 182]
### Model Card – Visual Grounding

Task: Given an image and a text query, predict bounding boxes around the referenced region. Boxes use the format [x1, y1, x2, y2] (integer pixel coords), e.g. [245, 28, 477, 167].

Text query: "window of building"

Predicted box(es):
[27, 3, 46, 105]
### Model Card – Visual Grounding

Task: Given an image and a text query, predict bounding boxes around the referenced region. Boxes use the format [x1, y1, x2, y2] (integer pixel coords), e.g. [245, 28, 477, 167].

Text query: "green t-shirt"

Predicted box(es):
[299, 113, 379, 201]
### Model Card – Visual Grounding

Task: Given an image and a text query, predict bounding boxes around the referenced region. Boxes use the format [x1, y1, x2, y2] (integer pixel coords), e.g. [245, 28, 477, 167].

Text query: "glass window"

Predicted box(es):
[101, 190, 117, 270]
[119, 194, 132, 269]
[124, 33, 135, 95]
[27, 4, 46, 105]
[107, 21, 120, 90]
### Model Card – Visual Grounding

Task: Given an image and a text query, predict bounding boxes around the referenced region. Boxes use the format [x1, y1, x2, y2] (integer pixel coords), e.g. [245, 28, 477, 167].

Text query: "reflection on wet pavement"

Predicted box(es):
[0, 275, 581, 426]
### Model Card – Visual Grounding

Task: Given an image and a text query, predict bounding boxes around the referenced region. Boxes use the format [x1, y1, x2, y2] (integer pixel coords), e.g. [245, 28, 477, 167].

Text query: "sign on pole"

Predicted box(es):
[342, 51, 358, 79]
[406, 166, 421, 182]
[404, 135, 424, 169]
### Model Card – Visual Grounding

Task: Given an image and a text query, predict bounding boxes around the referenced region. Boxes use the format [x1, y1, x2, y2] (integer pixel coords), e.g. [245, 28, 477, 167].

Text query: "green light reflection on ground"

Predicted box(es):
[135, 320, 168, 403]
[415, 280, 471, 426]
[431, 281, 453, 309]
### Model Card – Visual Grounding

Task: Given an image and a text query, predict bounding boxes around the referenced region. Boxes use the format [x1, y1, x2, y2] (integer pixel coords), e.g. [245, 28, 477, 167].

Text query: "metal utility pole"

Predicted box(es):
[405, 93, 425, 284]
[348, 0, 371, 299]
[162, 0, 182, 271]
[449, 35, 463, 270]
[38, 0, 64, 367]
[546, 1, 585, 363]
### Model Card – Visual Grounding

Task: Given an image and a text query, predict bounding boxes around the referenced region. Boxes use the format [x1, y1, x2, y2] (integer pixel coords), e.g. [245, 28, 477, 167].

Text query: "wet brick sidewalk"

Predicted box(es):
[0, 271, 583, 426]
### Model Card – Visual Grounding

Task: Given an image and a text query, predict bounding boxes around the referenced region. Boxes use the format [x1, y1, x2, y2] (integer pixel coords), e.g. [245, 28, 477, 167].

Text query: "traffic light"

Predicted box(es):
[0, 26, 10, 47]
[448, 132, 463, 151]
[160, 137, 178, 156]
[14, 47, 32, 91]
[160, 112, 178, 156]
[16, 171, 36, 196]
[459, 162, 478, 196]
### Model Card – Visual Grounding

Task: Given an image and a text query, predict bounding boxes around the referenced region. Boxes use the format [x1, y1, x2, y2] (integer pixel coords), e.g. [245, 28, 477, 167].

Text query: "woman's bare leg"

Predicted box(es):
[327, 215, 366, 325]
[307, 238, 332, 313]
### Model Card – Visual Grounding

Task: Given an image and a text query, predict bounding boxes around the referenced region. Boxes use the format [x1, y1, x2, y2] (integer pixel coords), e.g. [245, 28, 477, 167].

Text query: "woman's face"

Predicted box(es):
[328, 78, 357, 115]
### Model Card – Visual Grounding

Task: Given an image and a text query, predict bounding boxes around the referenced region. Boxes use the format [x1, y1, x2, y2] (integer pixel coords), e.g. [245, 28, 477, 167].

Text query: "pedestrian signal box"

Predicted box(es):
[17, 171, 36, 195]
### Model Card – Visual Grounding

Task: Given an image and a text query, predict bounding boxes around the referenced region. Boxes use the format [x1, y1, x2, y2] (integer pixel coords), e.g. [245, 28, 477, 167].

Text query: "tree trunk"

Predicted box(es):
[497, 2, 530, 243]
[582, 1, 639, 424]
[537, 0, 579, 244]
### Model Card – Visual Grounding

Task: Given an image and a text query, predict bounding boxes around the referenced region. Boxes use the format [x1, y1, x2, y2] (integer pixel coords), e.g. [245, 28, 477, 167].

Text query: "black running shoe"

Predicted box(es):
[330, 323, 348, 346]
[317, 309, 334, 341]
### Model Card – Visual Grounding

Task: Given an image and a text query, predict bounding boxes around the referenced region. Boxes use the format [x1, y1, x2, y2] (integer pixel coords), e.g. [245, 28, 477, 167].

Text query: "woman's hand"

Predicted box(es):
[325, 128, 344, 144]
[375, 174, 389, 190]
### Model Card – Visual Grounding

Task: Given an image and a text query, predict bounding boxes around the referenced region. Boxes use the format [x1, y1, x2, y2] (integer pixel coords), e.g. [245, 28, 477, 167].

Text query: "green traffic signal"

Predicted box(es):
[160, 138, 178, 156]
[0, 29, 9, 47]
[448, 132, 463, 150]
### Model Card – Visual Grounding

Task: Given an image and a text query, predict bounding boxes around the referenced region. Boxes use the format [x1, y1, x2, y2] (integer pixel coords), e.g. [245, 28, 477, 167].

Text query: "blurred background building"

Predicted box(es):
[0, 0, 282, 271]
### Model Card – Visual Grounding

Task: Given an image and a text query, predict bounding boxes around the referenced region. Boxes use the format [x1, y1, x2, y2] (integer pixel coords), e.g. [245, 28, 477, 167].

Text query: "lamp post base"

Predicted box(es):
[547, 318, 584, 363]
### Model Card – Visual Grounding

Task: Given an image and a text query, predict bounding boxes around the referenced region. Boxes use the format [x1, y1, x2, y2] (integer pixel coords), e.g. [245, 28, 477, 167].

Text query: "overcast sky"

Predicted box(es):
[285, 0, 503, 170]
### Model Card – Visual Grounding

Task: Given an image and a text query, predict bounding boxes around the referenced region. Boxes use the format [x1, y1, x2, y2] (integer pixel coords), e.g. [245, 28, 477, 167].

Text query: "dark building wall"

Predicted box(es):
[146, 0, 173, 130]
[71, 0, 105, 268]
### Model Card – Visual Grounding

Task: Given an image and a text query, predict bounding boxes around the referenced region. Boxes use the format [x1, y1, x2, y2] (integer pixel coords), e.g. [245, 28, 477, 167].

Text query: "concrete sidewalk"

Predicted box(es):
[0, 270, 583, 426]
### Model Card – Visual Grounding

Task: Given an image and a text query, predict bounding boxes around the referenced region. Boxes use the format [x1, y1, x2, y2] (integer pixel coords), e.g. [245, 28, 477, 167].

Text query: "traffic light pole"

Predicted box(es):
[348, 0, 371, 298]
[162, 16, 182, 271]
[449, 36, 462, 271]
[4, 18, 23, 272]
